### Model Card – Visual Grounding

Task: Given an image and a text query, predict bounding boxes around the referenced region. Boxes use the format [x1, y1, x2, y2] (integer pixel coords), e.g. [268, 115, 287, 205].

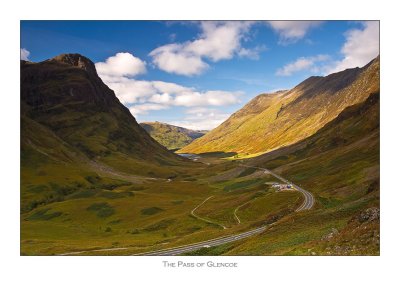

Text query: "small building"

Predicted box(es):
[273, 183, 294, 191]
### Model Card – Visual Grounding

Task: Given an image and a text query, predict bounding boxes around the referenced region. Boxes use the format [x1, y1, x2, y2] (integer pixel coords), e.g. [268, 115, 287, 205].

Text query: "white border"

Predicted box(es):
[2, 1, 399, 284]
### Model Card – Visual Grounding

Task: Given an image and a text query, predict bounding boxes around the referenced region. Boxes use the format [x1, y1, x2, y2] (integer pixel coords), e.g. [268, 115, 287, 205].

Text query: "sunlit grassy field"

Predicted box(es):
[21, 153, 304, 255]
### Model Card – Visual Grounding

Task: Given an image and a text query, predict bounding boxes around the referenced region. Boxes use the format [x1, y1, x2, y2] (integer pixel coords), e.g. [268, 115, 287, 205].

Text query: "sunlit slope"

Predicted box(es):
[180, 56, 379, 155]
[140, 122, 207, 150]
[214, 92, 380, 255]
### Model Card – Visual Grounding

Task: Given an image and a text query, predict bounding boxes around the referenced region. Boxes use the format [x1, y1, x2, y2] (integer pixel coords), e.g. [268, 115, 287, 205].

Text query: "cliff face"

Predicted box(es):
[21, 53, 183, 163]
[21, 54, 117, 108]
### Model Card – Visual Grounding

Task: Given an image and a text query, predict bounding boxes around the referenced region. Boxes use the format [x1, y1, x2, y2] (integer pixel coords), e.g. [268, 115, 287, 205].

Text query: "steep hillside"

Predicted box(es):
[223, 91, 380, 255]
[180, 56, 379, 156]
[140, 122, 207, 150]
[21, 54, 188, 213]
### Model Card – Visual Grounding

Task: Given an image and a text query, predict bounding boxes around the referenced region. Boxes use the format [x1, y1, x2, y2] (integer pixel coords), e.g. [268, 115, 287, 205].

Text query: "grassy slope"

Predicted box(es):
[214, 92, 380, 255]
[180, 56, 379, 155]
[20, 53, 380, 256]
[21, 158, 304, 255]
[21, 54, 299, 256]
[140, 122, 206, 150]
[20, 55, 194, 236]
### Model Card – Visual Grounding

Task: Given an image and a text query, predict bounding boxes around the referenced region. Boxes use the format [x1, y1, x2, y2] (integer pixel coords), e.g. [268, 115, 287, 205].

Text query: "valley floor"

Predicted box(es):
[21, 148, 379, 256]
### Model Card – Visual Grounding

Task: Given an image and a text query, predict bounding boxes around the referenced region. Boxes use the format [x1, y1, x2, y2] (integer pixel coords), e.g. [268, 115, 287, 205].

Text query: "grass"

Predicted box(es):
[87, 202, 116, 218]
[141, 207, 165, 215]
[179, 59, 379, 156]
[140, 122, 206, 150]
[214, 94, 380, 255]
[182, 243, 235, 256]
[26, 208, 63, 221]
[20, 161, 306, 255]
[237, 167, 257, 177]
[20, 113, 379, 256]
[223, 178, 263, 192]
[143, 219, 176, 232]
[20, 56, 379, 256]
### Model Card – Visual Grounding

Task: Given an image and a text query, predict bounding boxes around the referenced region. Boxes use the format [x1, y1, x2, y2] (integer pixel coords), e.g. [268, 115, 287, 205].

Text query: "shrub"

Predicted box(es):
[140, 207, 164, 215]
[237, 167, 257, 178]
[87, 202, 115, 218]
[224, 179, 263, 191]
[26, 208, 63, 221]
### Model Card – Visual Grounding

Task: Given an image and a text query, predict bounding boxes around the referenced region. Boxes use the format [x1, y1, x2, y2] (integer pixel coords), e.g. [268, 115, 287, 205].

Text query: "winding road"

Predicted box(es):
[241, 165, 315, 211]
[136, 226, 267, 256]
[233, 200, 252, 224]
[191, 196, 227, 229]
[134, 164, 314, 256]
[59, 163, 314, 256]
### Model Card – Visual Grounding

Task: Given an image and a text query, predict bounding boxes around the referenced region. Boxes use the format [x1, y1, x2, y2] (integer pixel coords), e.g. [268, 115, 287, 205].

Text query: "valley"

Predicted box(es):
[140, 121, 207, 150]
[21, 53, 379, 256]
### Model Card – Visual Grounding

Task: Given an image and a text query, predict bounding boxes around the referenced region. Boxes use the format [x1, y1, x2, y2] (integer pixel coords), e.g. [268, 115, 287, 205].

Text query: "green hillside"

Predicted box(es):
[20, 53, 379, 256]
[20, 54, 192, 215]
[203, 92, 380, 255]
[180, 56, 379, 156]
[140, 122, 207, 150]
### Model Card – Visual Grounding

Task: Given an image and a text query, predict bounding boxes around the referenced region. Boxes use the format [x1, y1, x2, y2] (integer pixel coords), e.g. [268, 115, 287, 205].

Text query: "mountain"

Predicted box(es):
[20, 53, 380, 256]
[180, 56, 380, 156]
[140, 122, 207, 150]
[21, 54, 187, 212]
[226, 91, 380, 255]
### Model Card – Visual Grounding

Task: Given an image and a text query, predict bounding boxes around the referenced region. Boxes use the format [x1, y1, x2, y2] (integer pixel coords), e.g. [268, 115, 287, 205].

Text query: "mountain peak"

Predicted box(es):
[50, 53, 97, 74]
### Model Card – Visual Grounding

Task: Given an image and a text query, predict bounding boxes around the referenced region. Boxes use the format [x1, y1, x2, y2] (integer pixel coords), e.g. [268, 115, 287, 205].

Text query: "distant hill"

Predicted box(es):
[140, 122, 207, 150]
[21, 53, 187, 212]
[179, 56, 379, 156]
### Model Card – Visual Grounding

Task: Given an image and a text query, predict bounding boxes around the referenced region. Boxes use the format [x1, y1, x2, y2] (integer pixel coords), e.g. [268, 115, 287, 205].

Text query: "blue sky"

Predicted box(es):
[21, 21, 379, 130]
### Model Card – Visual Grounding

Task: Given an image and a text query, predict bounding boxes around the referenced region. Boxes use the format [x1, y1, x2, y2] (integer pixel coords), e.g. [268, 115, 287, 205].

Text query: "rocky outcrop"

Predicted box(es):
[309, 207, 380, 255]
[356, 207, 380, 223]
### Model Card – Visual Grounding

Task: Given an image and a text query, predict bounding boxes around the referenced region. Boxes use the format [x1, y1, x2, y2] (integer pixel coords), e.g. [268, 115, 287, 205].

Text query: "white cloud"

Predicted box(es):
[327, 21, 379, 74]
[276, 54, 330, 76]
[95, 52, 146, 77]
[174, 90, 242, 107]
[185, 21, 252, 61]
[152, 81, 193, 94]
[168, 108, 231, 130]
[99, 72, 195, 104]
[149, 21, 260, 76]
[148, 93, 174, 104]
[21, 48, 30, 60]
[99, 72, 241, 107]
[101, 77, 156, 104]
[185, 107, 212, 114]
[268, 21, 323, 44]
[129, 103, 168, 116]
[150, 44, 209, 76]
[238, 45, 267, 60]
[96, 52, 243, 123]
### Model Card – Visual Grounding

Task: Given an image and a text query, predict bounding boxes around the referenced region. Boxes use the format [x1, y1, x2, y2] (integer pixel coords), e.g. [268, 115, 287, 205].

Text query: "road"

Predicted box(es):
[191, 196, 227, 229]
[241, 165, 315, 211]
[134, 164, 314, 256]
[135, 226, 267, 256]
[233, 200, 252, 224]
[59, 163, 314, 256]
